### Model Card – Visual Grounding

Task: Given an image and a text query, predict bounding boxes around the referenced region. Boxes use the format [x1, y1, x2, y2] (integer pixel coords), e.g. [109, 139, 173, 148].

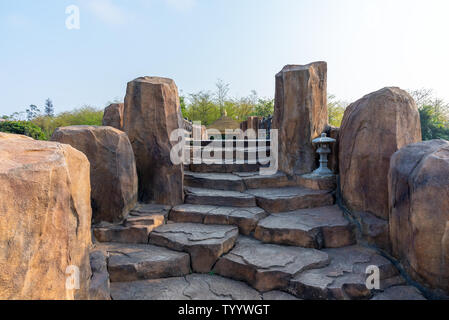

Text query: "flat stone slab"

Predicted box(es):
[125, 204, 169, 227]
[170, 204, 268, 235]
[246, 187, 334, 213]
[149, 223, 239, 273]
[188, 163, 262, 174]
[254, 206, 355, 249]
[235, 172, 298, 189]
[295, 173, 337, 191]
[214, 237, 330, 292]
[99, 243, 190, 282]
[110, 274, 262, 300]
[184, 172, 245, 192]
[93, 224, 152, 244]
[185, 187, 257, 207]
[262, 291, 300, 300]
[288, 246, 400, 300]
[371, 286, 426, 300]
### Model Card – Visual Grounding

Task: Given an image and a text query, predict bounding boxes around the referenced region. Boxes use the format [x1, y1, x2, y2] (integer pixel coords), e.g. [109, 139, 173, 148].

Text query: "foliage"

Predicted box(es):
[0, 121, 46, 140]
[44, 98, 55, 117]
[328, 94, 347, 127]
[409, 89, 449, 141]
[26, 104, 41, 121]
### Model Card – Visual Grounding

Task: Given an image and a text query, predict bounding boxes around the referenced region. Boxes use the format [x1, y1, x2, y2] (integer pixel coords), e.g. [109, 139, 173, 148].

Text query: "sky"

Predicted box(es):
[1, 0, 449, 116]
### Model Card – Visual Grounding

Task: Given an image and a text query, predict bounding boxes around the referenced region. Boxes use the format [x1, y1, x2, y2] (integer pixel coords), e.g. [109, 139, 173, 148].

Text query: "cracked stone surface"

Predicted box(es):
[89, 250, 111, 300]
[93, 224, 152, 244]
[235, 172, 298, 189]
[98, 243, 190, 282]
[185, 187, 256, 207]
[214, 237, 330, 292]
[262, 291, 300, 300]
[170, 204, 268, 235]
[295, 173, 337, 191]
[185, 172, 246, 192]
[110, 274, 262, 300]
[254, 206, 355, 249]
[371, 286, 426, 300]
[246, 187, 334, 213]
[288, 246, 400, 300]
[149, 223, 239, 272]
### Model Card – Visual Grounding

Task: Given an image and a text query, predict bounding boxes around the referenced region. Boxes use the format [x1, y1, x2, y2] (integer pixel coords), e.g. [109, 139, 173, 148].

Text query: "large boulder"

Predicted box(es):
[51, 126, 137, 223]
[339, 87, 421, 220]
[0, 133, 92, 300]
[389, 140, 449, 295]
[273, 62, 328, 175]
[103, 103, 124, 131]
[123, 76, 184, 205]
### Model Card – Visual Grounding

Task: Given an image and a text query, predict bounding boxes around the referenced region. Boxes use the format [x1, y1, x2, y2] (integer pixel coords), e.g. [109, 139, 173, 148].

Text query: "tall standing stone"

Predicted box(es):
[389, 140, 449, 296]
[103, 103, 124, 131]
[124, 77, 184, 205]
[0, 133, 92, 300]
[51, 126, 138, 224]
[339, 87, 422, 220]
[273, 62, 328, 175]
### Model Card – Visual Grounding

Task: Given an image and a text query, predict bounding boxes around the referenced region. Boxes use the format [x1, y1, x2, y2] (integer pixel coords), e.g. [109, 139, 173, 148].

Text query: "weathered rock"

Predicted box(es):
[246, 187, 334, 213]
[102, 103, 124, 130]
[188, 162, 261, 173]
[51, 125, 137, 224]
[93, 223, 152, 244]
[254, 206, 355, 249]
[389, 139, 449, 295]
[356, 211, 390, 251]
[89, 250, 111, 300]
[123, 76, 184, 205]
[102, 243, 190, 282]
[185, 172, 246, 192]
[214, 237, 329, 292]
[170, 204, 268, 235]
[371, 286, 426, 300]
[288, 246, 399, 300]
[262, 291, 300, 300]
[235, 171, 298, 189]
[295, 173, 336, 191]
[339, 87, 421, 219]
[273, 62, 328, 175]
[0, 133, 92, 300]
[185, 187, 256, 208]
[126, 203, 170, 227]
[325, 125, 339, 174]
[110, 274, 262, 300]
[149, 223, 239, 273]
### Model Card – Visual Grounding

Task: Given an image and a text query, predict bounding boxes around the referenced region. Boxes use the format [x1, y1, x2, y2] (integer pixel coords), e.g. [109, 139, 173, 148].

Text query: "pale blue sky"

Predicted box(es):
[1, 0, 449, 115]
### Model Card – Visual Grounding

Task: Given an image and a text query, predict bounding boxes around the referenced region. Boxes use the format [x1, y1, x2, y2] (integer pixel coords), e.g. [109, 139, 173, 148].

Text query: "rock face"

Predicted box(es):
[340, 87, 421, 220]
[389, 140, 449, 295]
[102, 103, 124, 130]
[273, 62, 328, 175]
[123, 76, 184, 205]
[0, 133, 92, 300]
[51, 126, 138, 223]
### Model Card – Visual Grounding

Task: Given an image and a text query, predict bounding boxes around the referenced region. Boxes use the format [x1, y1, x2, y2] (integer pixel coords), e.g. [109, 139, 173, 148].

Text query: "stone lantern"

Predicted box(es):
[312, 133, 336, 176]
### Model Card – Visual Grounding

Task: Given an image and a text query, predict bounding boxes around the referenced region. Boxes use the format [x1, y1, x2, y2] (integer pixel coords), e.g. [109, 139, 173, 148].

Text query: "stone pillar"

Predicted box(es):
[339, 87, 422, 220]
[273, 62, 328, 175]
[103, 103, 124, 131]
[123, 77, 184, 205]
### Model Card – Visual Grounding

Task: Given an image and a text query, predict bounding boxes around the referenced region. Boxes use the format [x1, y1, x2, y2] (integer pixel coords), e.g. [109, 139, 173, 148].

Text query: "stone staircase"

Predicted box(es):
[90, 157, 426, 300]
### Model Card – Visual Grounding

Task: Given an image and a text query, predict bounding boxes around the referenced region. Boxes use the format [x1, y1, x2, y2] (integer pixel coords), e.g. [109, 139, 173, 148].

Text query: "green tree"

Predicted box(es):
[44, 98, 55, 117]
[328, 94, 347, 127]
[0, 121, 46, 140]
[26, 104, 40, 121]
[253, 98, 274, 118]
[184, 92, 220, 126]
[215, 79, 230, 116]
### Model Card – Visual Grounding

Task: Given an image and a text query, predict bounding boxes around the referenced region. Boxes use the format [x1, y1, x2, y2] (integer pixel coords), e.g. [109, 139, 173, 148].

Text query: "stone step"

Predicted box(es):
[371, 286, 426, 300]
[254, 206, 356, 249]
[287, 245, 401, 300]
[149, 223, 239, 273]
[110, 274, 263, 300]
[246, 187, 335, 213]
[235, 171, 298, 189]
[187, 162, 264, 173]
[98, 243, 190, 282]
[184, 172, 246, 192]
[185, 187, 257, 207]
[213, 237, 330, 292]
[170, 204, 268, 236]
[93, 204, 170, 244]
[295, 173, 337, 191]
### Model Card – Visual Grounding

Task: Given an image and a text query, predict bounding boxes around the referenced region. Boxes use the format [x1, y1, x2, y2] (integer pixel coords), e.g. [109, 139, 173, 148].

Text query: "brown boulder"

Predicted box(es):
[324, 125, 339, 174]
[51, 126, 138, 223]
[102, 103, 124, 130]
[123, 77, 184, 205]
[340, 87, 421, 219]
[0, 133, 92, 300]
[273, 62, 328, 175]
[389, 139, 449, 295]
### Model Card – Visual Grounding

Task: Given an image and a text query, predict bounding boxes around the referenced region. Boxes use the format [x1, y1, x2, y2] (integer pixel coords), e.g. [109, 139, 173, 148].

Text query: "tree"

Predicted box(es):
[215, 79, 230, 116]
[44, 98, 55, 117]
[180, 95, 187, 118]
[254, 98, 274, 118]
[26, 105, 40, 121]
[184, 91, 220, 126]
[328, 94, 347, 127]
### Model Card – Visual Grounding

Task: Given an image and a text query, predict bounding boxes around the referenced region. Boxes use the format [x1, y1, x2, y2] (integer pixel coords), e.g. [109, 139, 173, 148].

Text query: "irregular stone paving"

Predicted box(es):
[254, 206, 355, 249]
[288, 246, 402, 300]
[111, 274, 263, 300]
[371, 286, 426, 300]
[185, 187, 257, 207]
[98, 243, 190, 282]
[213, 237, 330, 292]
[149, 223, 239, 273]
[234, 171, 298, 189]
[246, 187, 334, 213]
[185, 172, 246, 192]
[170, 204, 268, 235]
[187, 162, 262, 173]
